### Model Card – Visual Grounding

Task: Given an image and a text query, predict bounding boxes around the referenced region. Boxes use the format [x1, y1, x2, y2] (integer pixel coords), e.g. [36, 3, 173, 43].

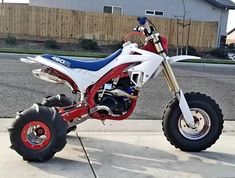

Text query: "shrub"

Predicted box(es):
[80, 39, 98, 50]
[227, 43, 235, 50]
[5, 35, 16, 45]
[45, 39, 59, 49]
[182, 46, 197, 55]
[111, 42, 123, 50]
[210, 48, 229, 59]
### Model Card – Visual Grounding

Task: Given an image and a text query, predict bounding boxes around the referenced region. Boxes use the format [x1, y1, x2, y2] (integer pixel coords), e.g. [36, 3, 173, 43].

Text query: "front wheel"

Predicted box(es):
[162, 92, 223, 152]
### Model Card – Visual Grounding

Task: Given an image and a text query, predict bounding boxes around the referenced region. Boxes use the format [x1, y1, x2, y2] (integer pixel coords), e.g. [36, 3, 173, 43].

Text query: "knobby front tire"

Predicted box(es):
[162, 92, 224, 152]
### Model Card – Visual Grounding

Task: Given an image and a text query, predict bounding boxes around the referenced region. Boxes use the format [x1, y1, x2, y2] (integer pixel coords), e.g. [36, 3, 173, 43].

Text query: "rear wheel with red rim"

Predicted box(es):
[9, 105, 67, 162]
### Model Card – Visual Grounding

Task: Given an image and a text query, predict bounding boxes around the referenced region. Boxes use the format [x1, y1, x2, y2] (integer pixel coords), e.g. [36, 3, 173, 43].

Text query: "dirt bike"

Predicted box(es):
[9, 17, 223, 162]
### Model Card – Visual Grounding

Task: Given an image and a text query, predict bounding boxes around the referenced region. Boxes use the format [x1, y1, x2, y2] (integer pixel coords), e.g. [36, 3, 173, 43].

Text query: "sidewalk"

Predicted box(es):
[0, 119, 235, 178]
[1, 119, 235, 133]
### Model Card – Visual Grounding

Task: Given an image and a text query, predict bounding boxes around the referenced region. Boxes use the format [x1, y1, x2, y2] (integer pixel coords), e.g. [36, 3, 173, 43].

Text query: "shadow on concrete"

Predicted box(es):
[191, 151, 235, 165]
[28, 157, 91, 178]
[77, 136, 235, 178]
[28, 135, 94, 178]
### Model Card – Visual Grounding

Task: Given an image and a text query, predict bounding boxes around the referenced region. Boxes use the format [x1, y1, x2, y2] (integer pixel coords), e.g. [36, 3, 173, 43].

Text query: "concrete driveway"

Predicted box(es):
[0, 119, 235, 178]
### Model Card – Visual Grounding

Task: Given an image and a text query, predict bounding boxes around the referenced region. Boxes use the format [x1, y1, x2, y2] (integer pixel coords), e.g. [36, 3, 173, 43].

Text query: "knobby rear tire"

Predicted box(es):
[9, 104, 68, 162]
[42, 94, 77, 133]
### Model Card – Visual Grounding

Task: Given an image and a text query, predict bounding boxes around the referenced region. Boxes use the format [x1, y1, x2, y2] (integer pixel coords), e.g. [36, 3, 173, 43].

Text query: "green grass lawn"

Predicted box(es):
[0, 48, 107, 58]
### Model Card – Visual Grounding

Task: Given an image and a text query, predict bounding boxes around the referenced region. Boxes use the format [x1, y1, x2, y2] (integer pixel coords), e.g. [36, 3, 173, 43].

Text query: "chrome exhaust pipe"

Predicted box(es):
[108, 89, 138, 99]
[68, 105, 116, 127]
[90, 105, 114, 115]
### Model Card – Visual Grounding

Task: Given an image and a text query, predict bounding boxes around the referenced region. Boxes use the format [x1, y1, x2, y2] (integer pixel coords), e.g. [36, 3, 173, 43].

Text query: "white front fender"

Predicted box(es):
[168, 55, 201, 64]
[152, 55, 201, 78]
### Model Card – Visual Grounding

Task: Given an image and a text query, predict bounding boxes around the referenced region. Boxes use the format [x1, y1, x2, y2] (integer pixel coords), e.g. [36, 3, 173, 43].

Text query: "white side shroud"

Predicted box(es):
[20, 43, 164, 101]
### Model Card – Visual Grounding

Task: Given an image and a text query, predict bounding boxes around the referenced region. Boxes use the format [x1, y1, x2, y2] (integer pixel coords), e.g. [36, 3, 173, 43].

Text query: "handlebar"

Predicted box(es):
[135, 17, 156, 36]
[137, 17, 147, 25]
[134, 17, 168, 55]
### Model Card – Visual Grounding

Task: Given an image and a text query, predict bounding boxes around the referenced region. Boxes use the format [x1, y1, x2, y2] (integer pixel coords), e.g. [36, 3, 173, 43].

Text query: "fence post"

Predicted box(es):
[0, 4, 218, 49]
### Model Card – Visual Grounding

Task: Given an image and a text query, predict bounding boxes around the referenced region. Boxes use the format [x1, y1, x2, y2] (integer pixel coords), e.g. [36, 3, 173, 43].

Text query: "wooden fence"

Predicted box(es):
[0, 4, 218, 48]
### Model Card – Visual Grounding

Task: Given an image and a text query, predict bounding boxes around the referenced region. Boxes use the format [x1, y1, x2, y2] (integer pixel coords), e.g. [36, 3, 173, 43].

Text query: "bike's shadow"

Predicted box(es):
[30, 133, 235, 178]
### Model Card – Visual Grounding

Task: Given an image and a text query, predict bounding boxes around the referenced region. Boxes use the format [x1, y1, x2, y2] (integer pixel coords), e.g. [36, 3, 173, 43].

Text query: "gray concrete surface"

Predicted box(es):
[0, 119, 235, 178]
[1, 118, 235, 133]
[0, 132, 95, 178]
[79, 132, 235, 178]
[0, 53, 235, 120]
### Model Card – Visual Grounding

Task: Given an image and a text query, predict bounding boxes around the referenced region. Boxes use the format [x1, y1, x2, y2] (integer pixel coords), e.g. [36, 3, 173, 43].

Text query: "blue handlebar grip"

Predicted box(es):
[137, 17, 147, 25]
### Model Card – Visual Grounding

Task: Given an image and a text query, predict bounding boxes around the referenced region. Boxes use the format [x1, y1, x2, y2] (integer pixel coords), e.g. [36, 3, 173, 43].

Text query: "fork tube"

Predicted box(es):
[152, 32, 195, 126]
[162, 65, 174, 91]
[162, 53, 196, 126]
[152, 34, 180, 93]
[162, 60, 180, 93]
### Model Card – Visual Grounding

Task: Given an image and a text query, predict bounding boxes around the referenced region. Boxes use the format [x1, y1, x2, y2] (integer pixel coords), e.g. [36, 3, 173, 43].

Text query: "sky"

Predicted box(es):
[2, 0, 235, 32]
[227, 0, 235, 32]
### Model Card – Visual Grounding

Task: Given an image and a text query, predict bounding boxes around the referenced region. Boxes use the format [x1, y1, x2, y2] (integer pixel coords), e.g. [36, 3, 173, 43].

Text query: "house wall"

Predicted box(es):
[29, 0, 229, 47]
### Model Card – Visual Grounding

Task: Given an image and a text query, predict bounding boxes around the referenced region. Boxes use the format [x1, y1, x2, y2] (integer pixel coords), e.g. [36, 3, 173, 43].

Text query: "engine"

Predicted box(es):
[95, 76, 137, 115]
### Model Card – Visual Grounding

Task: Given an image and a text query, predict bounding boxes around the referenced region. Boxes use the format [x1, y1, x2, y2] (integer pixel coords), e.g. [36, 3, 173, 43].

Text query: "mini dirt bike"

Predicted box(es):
[9, 17, 223, 162]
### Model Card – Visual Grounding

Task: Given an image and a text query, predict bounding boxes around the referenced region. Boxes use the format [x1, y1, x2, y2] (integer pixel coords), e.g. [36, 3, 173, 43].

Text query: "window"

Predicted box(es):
[145, 10, 164, 16]
[145, 10, 154, 15]
[103, 6, 112, 13]
[155, 11, 164, 16]
[113, 6, 122, 14]
[103, 5, 123, 14]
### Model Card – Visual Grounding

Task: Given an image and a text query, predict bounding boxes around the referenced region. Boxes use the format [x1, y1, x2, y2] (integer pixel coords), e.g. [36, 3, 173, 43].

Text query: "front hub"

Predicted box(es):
[178, 108, 211, 140]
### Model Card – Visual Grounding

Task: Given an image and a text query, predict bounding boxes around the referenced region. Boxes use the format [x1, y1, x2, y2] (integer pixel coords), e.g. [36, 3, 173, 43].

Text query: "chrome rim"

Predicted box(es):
[21, 121, 51, 150]
[178, 108, 211, 140]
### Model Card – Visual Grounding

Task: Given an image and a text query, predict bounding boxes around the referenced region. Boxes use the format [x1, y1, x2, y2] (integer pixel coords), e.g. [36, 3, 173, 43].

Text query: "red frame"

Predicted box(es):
[59, 63, 136, 122]
[57, 36, 168, 122]
[87, 63, 137, 121]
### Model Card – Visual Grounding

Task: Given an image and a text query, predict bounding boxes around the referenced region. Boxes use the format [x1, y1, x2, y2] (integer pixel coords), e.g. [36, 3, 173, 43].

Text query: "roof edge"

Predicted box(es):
[206, 0, 235, 9]
[227, 28, 235, 35]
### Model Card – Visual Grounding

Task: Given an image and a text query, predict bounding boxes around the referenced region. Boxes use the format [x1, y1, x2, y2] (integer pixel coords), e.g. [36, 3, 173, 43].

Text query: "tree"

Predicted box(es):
[175, 0, 192, 55]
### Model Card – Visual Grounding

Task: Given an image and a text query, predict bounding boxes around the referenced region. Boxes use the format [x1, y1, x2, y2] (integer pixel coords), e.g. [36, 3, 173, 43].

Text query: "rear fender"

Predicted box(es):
[20, 57, 38, 64]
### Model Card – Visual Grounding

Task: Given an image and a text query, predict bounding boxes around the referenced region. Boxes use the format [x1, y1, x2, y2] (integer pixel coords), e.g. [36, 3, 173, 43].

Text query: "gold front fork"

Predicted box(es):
[152, 33, 195, 127]
[162, 60, 180, 93]
[152, 34, 180, 94]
